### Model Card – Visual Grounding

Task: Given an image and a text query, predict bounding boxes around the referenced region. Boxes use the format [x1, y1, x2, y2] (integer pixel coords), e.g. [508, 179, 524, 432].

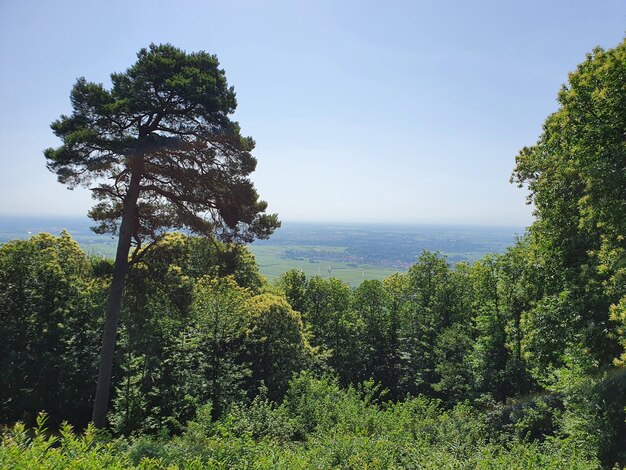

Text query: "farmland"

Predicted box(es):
[0, 216, 522, 287]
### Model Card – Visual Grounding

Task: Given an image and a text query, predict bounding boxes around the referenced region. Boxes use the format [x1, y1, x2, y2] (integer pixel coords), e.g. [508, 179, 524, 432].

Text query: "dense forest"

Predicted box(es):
[2, 41, 626, 468]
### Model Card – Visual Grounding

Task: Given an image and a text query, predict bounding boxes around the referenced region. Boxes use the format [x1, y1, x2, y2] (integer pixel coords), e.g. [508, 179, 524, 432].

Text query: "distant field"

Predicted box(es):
[248, 245, 401, 287]
[0, 216, 524, 287]
[0, 223, 119, 259]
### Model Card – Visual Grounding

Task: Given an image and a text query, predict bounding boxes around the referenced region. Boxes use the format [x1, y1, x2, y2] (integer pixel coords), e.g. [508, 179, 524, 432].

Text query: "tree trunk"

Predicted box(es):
[92, 156, 143, 428]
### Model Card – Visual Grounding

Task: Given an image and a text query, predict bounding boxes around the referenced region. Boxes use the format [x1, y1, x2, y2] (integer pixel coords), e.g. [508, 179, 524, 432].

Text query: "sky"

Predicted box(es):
[0, 1, 624, 227]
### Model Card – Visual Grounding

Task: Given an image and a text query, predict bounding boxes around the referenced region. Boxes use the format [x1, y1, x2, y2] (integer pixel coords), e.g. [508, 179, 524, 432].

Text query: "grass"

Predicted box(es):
[248, 245, 402, 287]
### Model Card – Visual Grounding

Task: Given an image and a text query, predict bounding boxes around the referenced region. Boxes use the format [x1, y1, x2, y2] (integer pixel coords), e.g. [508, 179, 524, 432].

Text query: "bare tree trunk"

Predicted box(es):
[92, 157, 143, 428]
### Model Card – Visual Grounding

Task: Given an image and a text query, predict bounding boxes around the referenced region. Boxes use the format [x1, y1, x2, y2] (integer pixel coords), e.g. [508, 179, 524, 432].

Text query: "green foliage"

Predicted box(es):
[433, 323, 474, 402]
[1, 382, 599, 469]
[0, 230, 271, 432]
[0, 232, 104, 427]
[506, 39, 626, 467]
[521, 291, 577, 380]
[108, 235, 266, 434]
[245, 294, 313, 400]
[193, 277, 250, 407]
[2, 227, 623, 465]
[276, 269, 308, 314]
[0, 413, 144, 469]
[279, 272, 363, 385]
[547, 349, 626, 466]
[351, 280, 392, 387]
[282, 373, 382, 438]
[610, 298, 626, 366]
[512, 41, 626, 367]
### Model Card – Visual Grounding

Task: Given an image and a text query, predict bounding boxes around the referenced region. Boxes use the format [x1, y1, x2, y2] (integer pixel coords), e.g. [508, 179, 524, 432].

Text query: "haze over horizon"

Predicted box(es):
[0, 213, 525, 231]
[1, 1, 624, 226]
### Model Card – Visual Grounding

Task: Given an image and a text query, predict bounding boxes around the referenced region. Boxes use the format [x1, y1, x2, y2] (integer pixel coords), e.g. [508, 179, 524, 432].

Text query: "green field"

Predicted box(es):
[0, 232, 400, 288]
[249, 245, 401, 287]
[1, 218, 520, 288]
[75, 239, 403, 287]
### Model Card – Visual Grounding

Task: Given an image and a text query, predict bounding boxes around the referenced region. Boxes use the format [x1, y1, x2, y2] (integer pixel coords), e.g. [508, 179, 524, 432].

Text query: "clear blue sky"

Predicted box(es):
[0, 1, 624, 226]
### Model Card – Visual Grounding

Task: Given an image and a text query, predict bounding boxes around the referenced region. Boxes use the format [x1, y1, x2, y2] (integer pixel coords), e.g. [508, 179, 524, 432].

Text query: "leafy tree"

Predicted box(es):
[303, 277, 352, 357]
[507, 40, 626, 464]
[469, 257, 509, 401]
[277, 269, 308, 314]
[191, 277, 251, 420]
[44, 44, 279, 427]
[495, 240, 535, 395]
[400, 252, 451, 395]
[111, 275, 251, 433]
[108, 238, 196, 434]
[185, 236, 266, 293]
[547, 348, 626, 467]
[0, 232, 104, 426]
[433, 323, 475, 403]
[129, 232, 265, 293]
[520, 291, 578, 382]
[511, 41, 625, 368]
[108, 233, 264, 432]
[279, 272, 363, 385]
[352, 280, 391, 386]
[382, 273, 410, 398]
[245, 294, 313, 400]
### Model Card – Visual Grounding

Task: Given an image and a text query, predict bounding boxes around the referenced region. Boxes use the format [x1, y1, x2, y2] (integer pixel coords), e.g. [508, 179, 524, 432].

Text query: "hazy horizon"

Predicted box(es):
[0, 213, 526, 231]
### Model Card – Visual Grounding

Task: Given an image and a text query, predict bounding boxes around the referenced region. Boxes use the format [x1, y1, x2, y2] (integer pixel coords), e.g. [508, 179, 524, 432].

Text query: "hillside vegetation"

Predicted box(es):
[1, 40, 626, 468]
